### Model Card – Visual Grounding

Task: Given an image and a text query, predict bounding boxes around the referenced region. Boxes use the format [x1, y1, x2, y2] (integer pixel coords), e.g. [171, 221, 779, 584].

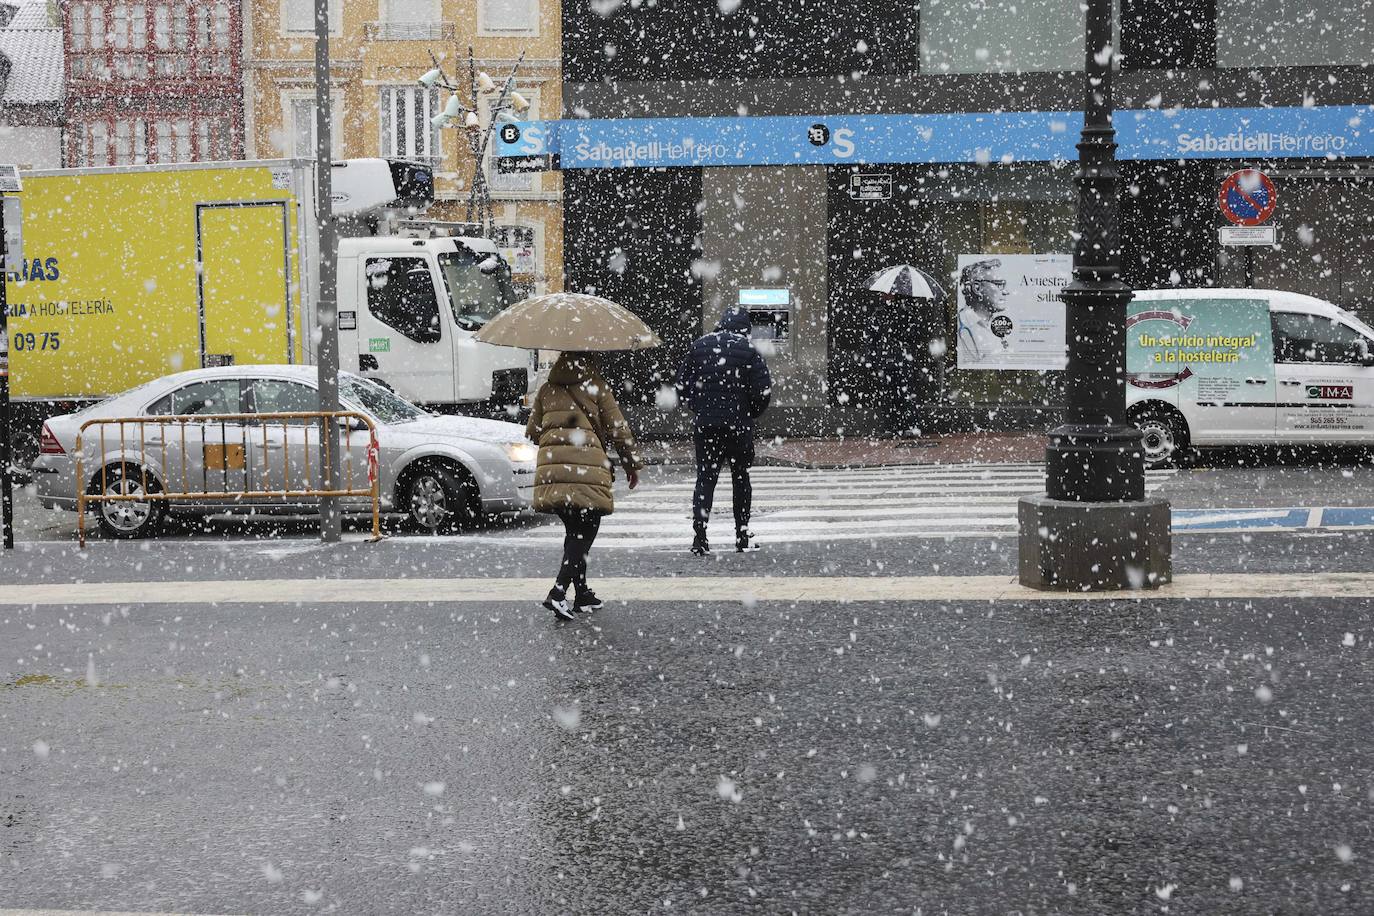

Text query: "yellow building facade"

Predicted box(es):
[243, 0, 562, 296]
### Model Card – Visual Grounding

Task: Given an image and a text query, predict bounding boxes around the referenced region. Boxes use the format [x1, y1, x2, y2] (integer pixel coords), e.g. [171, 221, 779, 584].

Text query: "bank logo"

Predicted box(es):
[499, 124, 521, 145]
[990, 314, 1014, 338]
[1307, 384, 1353, 400]
[807, 123, 830, 146]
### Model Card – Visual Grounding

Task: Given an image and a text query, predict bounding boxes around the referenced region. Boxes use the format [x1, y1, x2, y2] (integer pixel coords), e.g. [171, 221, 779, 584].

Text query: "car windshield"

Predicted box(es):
[339, 374, 426, 425]
[438, 248, 518, 331]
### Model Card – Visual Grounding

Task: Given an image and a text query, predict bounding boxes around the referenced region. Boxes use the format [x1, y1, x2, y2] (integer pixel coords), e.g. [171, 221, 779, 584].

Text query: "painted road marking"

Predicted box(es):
[467, 463, 1176, 547]
[4, 573, 1374, 606]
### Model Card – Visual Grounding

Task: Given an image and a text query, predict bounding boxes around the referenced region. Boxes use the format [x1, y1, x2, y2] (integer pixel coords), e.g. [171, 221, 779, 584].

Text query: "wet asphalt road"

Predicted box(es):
[3, 463, 1374, 914]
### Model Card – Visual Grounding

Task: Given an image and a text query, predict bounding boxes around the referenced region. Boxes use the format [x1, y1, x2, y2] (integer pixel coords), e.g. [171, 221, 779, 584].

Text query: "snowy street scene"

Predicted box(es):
[4, 0, 1374, 912]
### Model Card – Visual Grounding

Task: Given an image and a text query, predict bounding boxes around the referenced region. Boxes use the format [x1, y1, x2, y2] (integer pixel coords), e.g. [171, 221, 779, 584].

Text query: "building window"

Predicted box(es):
[287, 95, 342, 158]
[283, 0, 341, 34]
[479, 0, 538, 35]
[379, 0, 442, 39]
[485, 89, 538, 195]
[1218, 0, 1374, 67]
[919, 0, 1118, 74]
[379, 87, 442, 163]
[76, 112, 231, 166]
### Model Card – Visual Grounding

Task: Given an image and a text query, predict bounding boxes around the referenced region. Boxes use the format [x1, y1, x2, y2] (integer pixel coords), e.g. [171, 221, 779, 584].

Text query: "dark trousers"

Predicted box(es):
[555, 508, 602, 592]
[692, 425, 754, 532]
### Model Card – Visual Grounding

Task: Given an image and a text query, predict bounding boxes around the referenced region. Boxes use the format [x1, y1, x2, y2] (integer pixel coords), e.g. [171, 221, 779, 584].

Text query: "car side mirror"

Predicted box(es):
[337, 416, 367, 432]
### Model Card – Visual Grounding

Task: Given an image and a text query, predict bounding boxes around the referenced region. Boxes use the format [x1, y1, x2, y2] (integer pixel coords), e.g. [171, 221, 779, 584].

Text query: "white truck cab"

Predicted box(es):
[1127, 288, 1374, 465]
[331, 159, 532, 412]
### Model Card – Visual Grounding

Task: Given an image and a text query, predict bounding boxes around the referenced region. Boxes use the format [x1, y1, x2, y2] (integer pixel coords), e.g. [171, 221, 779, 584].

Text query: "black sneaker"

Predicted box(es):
[736, 529, 759, 552]
[543, 587, 575, 620]
[574, 589, 603, 612]
[690, 533, 711, 556]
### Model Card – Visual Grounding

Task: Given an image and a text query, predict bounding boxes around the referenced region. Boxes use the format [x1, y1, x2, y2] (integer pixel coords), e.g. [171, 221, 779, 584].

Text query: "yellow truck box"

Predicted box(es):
[3, 160, 315, 401]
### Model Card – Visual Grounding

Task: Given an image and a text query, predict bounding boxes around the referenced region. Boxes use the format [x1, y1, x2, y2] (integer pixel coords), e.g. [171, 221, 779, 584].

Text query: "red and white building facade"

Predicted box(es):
[61, 0, 242, 167]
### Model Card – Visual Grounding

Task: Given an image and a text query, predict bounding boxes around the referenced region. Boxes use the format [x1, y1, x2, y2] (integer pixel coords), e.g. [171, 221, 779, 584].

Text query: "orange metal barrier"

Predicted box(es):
[75, 411, 381, 547]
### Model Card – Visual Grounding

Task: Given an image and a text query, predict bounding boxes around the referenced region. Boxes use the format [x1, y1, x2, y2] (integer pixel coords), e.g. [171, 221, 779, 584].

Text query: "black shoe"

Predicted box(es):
[690, 533, 710, 556]
[574, 589, 603, 612]
[736, 529, 759, 552]
[543, 587, 575, 620]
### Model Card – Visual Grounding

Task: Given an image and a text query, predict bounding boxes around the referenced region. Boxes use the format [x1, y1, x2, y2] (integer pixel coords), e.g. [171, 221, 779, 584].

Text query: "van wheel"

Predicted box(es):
[402, 463, 479, 534]
[1133, 408, 1188, 469]
[93, 464, 166, 539]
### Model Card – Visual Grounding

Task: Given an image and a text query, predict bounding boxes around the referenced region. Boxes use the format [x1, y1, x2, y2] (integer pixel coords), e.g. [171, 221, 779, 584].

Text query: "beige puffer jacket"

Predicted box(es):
[525, 354, 642, 515]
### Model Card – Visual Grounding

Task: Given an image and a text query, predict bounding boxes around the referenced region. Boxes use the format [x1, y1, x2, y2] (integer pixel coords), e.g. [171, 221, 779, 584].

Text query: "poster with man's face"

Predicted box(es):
[955, 254, 1072, 370]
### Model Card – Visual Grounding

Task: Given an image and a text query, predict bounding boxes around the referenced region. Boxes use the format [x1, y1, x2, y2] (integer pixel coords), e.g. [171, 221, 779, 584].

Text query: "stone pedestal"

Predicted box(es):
[1018, 495, 1172, 591]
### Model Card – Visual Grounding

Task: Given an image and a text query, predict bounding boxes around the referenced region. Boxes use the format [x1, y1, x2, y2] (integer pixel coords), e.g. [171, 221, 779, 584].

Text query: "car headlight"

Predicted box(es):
[505, 442, 538, 464]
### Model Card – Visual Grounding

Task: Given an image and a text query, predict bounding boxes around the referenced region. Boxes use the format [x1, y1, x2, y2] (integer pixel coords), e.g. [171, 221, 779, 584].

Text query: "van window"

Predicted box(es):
[1272, 312, 1372, 365]
[365, 257, 442, 344]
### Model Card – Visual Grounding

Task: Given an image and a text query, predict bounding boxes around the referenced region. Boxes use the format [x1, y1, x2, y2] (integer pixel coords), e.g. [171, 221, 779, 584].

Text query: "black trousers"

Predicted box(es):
[555, 508, 602, 591]
[692, 425, 754, 532]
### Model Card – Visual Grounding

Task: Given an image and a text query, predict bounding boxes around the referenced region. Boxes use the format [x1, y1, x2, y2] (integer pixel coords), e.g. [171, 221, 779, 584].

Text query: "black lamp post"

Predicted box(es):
[1017, 0, 1172, 590]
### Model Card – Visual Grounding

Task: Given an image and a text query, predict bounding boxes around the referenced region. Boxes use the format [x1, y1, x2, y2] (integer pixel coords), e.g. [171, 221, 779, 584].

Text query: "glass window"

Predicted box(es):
[382, 0, 441, 28]
[247, 379, 319, 415]
[438, 249, 516, 331]
[72, 3, 87, 50]
[1273, 312, 1373, 365]
[213, 1, 229, 48]
[113, 6, 130, 49]
[149, 379, 244, 416]
[340, 374, 425, 424]
[366, 257, 443, 343]
[89, 4, 105, 49]
[290, 96, 341, 158]
[1218, 1, 1373, 67]
[920, 0, 1120, 74]
[153, 4, 169, 49]
[132, 4, 147, 49]
[284, 0, 340, 33]
[379, 87, 441, 161]
[481, 0, 537, 33]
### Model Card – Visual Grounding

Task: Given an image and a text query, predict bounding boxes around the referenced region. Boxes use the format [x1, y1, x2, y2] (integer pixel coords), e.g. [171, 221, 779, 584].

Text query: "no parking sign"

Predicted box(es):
[1218, 169, 1277, 226]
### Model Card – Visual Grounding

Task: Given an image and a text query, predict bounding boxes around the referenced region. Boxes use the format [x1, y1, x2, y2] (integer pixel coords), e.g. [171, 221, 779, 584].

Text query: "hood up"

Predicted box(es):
[716, 307, 752, 335]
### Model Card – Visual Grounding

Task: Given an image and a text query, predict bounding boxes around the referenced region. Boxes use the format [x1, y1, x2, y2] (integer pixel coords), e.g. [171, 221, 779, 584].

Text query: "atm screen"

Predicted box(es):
[748, 308, 790, 341]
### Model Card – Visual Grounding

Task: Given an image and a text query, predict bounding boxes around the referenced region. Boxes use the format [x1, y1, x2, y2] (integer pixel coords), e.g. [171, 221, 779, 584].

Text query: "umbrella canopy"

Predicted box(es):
[865, 264, 946, 301]
[474, 292, 662, 351]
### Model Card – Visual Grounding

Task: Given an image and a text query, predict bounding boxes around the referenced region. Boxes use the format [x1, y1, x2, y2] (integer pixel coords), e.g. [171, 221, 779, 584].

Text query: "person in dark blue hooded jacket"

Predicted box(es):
[675, 307, 772, 554]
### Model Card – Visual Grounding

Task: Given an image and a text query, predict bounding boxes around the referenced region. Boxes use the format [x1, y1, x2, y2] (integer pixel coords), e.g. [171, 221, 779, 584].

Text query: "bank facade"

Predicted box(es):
[507, 2, 1374, 437]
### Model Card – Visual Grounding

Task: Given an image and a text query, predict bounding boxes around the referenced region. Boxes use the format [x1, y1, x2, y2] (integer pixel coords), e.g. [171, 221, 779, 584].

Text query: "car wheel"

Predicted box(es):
[1134, 408, 1188, 469]
[404, 464, 479, 534]
[93, 464, 166, 539]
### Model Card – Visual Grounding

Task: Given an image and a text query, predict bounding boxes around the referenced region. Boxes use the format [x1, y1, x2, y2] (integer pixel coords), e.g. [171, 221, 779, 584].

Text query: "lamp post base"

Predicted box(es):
[1018, 495, 1172, 591]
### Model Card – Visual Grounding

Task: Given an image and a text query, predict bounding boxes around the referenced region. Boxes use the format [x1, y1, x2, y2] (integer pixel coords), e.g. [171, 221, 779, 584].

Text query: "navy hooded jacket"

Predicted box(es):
[675, 308, 772, 429]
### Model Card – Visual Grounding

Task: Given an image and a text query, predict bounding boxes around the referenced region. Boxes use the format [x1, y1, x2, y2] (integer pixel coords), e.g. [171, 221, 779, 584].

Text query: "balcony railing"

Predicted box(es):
[364, 20, 456, 41]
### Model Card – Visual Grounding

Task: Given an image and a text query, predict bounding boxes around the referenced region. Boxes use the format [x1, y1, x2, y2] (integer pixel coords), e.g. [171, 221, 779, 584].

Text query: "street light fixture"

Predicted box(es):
[415, 47, 529, 239]
[1016, 0, 1171, 590]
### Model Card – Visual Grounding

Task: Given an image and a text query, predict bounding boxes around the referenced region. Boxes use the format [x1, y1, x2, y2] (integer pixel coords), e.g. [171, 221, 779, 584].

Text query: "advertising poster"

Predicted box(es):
[955, 254, 1071, 370]
[1126, 297, 1272, 402]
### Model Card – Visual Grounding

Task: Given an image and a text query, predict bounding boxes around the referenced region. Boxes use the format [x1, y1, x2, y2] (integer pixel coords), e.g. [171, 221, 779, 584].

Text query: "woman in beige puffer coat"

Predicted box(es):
[525, 352, 642, 619]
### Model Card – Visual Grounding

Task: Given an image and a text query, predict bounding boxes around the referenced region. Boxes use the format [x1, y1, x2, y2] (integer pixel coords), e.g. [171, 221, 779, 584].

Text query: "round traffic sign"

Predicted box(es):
[1218, 169, 1277, 226]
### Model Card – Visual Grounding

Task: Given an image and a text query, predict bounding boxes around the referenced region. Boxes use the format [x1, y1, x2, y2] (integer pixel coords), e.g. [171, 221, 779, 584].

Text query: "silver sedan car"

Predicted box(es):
[32, 366, 536, 538]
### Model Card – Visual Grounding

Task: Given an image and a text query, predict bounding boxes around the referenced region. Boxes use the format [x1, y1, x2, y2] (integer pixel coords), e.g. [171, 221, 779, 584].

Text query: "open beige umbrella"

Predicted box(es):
[475, 292, 661, 351]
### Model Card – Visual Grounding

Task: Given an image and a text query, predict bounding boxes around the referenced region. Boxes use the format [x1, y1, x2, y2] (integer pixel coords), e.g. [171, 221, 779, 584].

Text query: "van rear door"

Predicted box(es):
[1271, 310, 1374, 443]
[1131, 296, 1274, 445]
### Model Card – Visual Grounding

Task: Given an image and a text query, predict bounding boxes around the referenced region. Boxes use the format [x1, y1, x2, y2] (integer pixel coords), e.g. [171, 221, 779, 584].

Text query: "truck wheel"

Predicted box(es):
[403, 463, 479, 534]
[1134, 408, 1188, 469]
[93, 464, 166, 539]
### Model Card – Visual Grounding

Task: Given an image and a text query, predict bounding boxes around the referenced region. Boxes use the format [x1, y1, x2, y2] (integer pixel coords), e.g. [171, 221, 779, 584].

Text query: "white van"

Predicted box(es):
[1127, 289, 1374, 466]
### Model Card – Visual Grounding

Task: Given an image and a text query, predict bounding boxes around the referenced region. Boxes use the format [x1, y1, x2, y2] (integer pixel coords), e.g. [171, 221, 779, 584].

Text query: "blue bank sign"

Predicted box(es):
[496, 104, 1373, 170]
